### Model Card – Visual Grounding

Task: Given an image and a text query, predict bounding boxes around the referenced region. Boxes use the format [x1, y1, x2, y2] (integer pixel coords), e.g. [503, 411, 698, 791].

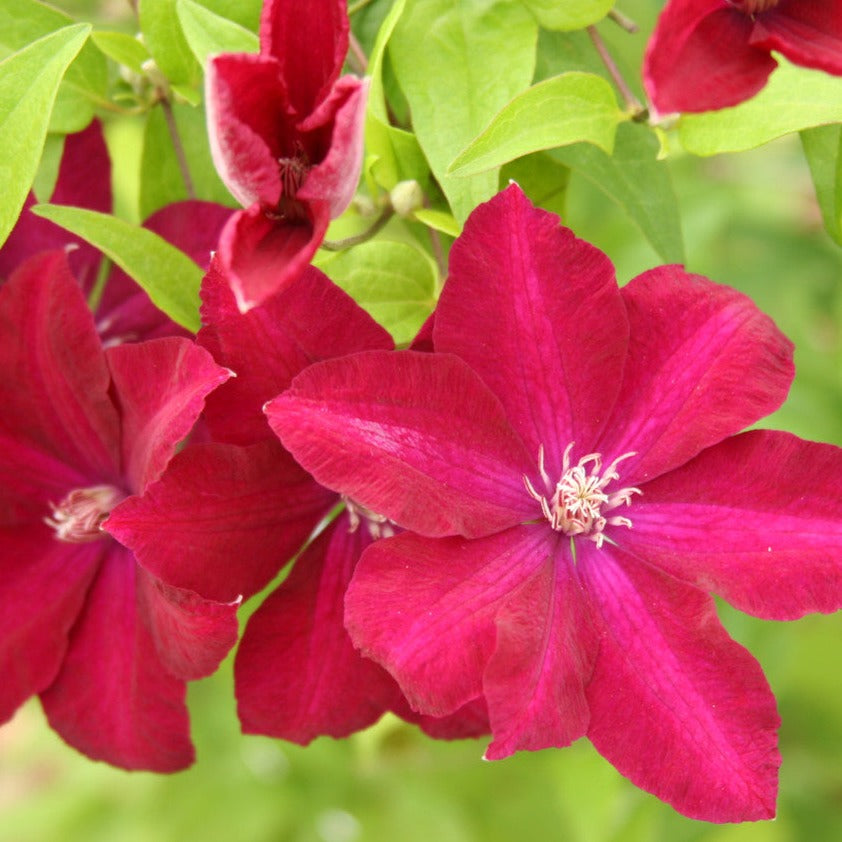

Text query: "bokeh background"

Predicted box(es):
[3, 1, 842, 840]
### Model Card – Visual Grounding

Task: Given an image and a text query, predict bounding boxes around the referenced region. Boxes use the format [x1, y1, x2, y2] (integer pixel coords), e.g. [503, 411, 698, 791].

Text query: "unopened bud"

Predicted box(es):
[389, 180, 424, 217]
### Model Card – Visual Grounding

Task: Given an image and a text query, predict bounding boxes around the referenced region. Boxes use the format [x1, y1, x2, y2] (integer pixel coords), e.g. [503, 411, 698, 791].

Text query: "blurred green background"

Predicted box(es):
[4, 1, 842, 840]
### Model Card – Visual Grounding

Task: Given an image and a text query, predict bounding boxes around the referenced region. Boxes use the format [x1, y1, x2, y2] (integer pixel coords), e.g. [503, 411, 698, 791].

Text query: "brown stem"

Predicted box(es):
[160, 95, 196, 199]
[586, 25, 646, 118]
[320, 207, 394, 251]
[608, 8, 639, 33]
[347, 31, 368, 75]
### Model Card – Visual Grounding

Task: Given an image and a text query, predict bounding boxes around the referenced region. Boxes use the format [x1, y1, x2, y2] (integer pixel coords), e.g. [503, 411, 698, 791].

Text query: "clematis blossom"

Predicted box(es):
[0, 251, 238, 771]
[644, 0, 842, 113]
[266, 184, 842, 822]
[206, 0, 368, 312]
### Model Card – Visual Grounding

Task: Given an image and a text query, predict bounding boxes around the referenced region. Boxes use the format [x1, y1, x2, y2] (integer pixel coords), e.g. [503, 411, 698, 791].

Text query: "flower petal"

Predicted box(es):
[236, 513, 404, 743]
[0, 251, 120, 481]
[484, 549, 596, 759]
[434, 184, 628, 472]
[199, 260, 392, 446]
[581, 543, 780, 823]
[597, 266, 793, 483]
[215, 201, 331, 312]
[345, 525, 548, 717]
[626, 429, 842, 620]
[643, 0, 777, 114]
[394, 696, 491, 740]
[268, 351, 534, 538]
[105, 337, 230, 494]
[0, 526, 103, 723]
[106, 439, 334, 603]
[751, 4, 842, 75]
[259, 0, 349, 116]
[40, 545, 197, 771]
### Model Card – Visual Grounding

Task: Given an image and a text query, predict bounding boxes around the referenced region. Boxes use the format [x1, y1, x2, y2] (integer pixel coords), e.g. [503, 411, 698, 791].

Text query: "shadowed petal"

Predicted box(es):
[200, 261, 392, 446]
[259, 0, 349, 116]
[0, 252, 120, 481]
[644, 0, 776, 113]
[40, 545, 196, 772]
[597, 266, 793, 484]
[626, 430, 842, 620]
[581, 543, 780, 823]
[106, 439, 334, 603]
[0, 526, 104, 723]
[435, 184, 628, 473]
[395, 696, 491, 740]
[236, 513, 404, 743]
[268, 351, 534, 538]
[106, 338, 230, 494]
[345, 525, 549, 717]
[484, 550, 596, 759]
[752, 4, 842, 75]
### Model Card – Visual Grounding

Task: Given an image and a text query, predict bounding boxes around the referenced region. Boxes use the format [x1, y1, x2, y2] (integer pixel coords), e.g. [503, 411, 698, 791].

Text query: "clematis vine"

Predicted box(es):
[0, 251, 239, 771]
[265, 184, 842, 822]
[108, 261, 489, 743]
[644, 0, 842, 113]
[206, 0, 368, 312]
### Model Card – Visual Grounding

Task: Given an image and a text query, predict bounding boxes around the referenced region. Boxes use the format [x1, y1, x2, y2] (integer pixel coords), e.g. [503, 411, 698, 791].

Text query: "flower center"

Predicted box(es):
[45, 485, 125, 543]
[523, 444, 641, 548]
[729, 0, 779, 14]
[343, 496, 396, 541]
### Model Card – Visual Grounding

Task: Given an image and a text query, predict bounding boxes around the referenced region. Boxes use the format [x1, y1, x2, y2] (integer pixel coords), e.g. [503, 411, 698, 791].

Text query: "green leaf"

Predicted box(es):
[449, 73, 622, 177]
[389, 0, 538, 222]
[0, 24, 90, 250]
[316, 241, 437, 344]
[91, 31, 151, 75]
[801, 125, 842, 246]
[519, 0, 613, 30]
[551, 122, 685, 263]
[680, 61, 842, 156]
[500, 151, 570, 217]
[194, 0, 261, 30]
[139, 0, 200, 87]
[32, 204, 203, 332]
[412, 208, 461, 237]
[177, 0, 259, 68]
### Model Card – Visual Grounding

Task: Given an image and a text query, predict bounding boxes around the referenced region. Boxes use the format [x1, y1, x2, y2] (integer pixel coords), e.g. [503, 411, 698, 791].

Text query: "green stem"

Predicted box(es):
[160, 95, 196, 199]
[320, 207, 394, 251]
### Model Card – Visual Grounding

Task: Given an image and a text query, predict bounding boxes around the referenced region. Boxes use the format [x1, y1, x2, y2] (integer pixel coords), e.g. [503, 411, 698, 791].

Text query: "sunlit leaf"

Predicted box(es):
[519, 0, 613, 30]
[139, 0, 200, 87]
[177, 0, 258, 68]
[801, 125, 842, 246]
[91, 31, 151, 75]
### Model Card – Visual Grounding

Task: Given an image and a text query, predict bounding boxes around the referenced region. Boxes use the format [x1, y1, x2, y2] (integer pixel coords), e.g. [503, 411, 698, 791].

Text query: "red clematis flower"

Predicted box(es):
[107, 262, 489, 743]
[0, 251, 238, 771]
[206, 0, 368, 312]
[644, 0, 842, 114]
[265, 184, 842, 821]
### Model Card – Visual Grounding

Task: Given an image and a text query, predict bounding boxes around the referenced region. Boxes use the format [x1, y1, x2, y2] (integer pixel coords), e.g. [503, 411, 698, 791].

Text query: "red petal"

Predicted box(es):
[597, 266, 793, 484]
[236, 514, 404, 743]
[582, 544, 780, 822]
[106, 439, 334, 603]
[751, 3, 842, 75]
[345, 526, 549, 717]
[40, 546, 196, 771]
[268, 351, 533, 538]
[106, 338, 230, 494]
[643, 0, 777, 113]
[199, 260, 392, 446]
[628, 430, 842, 620]
[435, 184, 628, 471]
[215, 201, 331, 312]
[0, 526, 103, 723]
[0, 252, 120, 481]
[259, 0, 349, 116]
[396, 696, 491, 740]
[484, 551, 596, 759]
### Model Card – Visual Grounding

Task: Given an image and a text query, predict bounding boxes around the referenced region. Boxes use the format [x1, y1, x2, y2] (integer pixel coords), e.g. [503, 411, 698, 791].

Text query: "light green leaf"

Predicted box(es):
[500, 151, 570, 217]
[801, 125, 842, 246]
[680, 61, 842, 156]
[91, 31, 151, 75]
[0, 24, 90, 249]
[449, 73, 622, 177]
[551, 122, 685, 263]
[32, 204, 203, 332]
[389, 0, 537, 222]
[520, 0, 613, 30]
[316, 241, 437, 344]
[412, 208, 461, 237]
[194, 0, 261, 30]
[177, 0, 258, 68]
[139, 0, 200, 87]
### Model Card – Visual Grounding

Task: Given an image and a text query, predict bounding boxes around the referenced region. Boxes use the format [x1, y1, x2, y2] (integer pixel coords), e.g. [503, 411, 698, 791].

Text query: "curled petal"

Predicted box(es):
[751, 4, 842, 75]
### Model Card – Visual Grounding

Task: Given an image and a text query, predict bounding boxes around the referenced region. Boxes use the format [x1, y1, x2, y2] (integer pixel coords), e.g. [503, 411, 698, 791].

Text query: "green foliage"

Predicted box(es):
[388, 0, 538, 222]
[802, 125, 842, 246]
[32, 204, 203, 332]
[91, 31, 150, 75]
[177, 0, 259, 67]
[519, 0, 613, 30]
[0, 24, 90, 251]
[449, 72, 624, 177]
[139, 0, 201, 87]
